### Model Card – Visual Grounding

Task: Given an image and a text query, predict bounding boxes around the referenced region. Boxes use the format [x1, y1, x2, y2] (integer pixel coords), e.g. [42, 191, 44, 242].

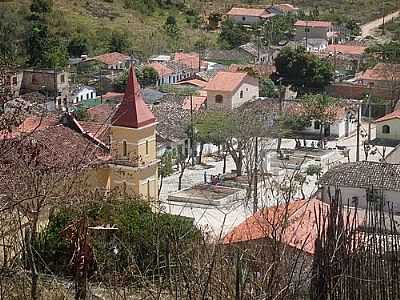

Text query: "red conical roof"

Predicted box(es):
[111, 67, 156, 128]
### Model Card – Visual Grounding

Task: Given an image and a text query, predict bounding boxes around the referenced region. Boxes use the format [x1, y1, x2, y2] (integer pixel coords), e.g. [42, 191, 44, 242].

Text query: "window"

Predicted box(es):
[146, 140, 149, 155]
[382, 125, 390, 134]
[215, 95, 223, 104]
[12, 77, 17, 86]
[242, 16, 246, 21]
[122, 141, 127, 157]
[91, 92, 94, 99]
[314, 121, 320, 130]
[60, 74, 65, 83]
[81, 95, 84, 101]
[31, 74, 38, 84]
[240, 90, 244, 98]
[87, 93, 90, 99]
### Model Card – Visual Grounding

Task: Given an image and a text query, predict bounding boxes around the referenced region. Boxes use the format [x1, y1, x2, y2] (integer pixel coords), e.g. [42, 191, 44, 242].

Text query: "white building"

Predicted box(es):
[319, 161, 400, 213]
[94, 52, 131, 70]
[204, 71, 259, 110]
[71, 86, 97, 104]
[294, 20, 334, 42]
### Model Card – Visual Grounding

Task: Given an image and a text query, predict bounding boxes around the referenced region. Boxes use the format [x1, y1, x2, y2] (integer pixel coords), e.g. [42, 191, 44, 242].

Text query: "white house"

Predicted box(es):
[319, 161, 400, 214]
[226, 7, 272, 25]
[94, 52, 131, 70]
[227, 4, 298, 25]
[148, 62, 195, 86]
[374, 110, 400, 146]
[71, 86, 97, 104]
[294, 20, 334, 42]
[204, 71, 259, 110]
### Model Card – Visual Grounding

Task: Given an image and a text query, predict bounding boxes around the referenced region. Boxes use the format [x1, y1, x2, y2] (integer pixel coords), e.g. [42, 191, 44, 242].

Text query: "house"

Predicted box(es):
[356, 63, 400, 94]
[224, 198, 363, 256]
[296, 102, 358, 139]
[94, 52, 131, 70]
[268, 3, 298, 15]
[173, 52, 208, 73]
[373, 110, 400, 146]
[0, 70, 23, 100]
[20, 69, 70, 110]
[294, 20, 334, 42]
[71, 86, 97, 104]
[320, 44, 367, 72]
[238, 42, 273, 64]
[148, 62, 176, 86]
[226, 7, 272, 25]
[204, 71, 259, 110]
[319, 161, 400, 213]
[299, 38, 328, 53]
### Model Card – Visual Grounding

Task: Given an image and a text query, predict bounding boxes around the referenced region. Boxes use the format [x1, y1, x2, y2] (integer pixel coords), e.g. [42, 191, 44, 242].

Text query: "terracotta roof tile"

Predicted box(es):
[182, 95, 207, 111]
[358, 63, 400, 82]
[227, 7, 267, 17]
[147, 62, 174, 76]
[224, 198, 364, 255]
[204, 71, 254, 92]
[173, 52, 207, 71]
[295, 20, 332, 28]
[375, 110, 400, 123]
[111, 67, 156, 128]
[325, 44, 366, 56]
[95, 52, 129, 65]
[87, 103, 116, 123]
[177, 79, 208, 88]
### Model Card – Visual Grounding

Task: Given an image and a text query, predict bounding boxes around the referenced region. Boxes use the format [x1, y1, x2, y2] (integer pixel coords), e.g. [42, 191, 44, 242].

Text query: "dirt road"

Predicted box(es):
[361, 10, 400, 37]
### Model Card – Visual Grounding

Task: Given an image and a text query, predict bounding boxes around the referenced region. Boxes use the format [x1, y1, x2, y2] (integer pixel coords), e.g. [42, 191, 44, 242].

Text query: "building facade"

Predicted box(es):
[90, 67, 159, 205]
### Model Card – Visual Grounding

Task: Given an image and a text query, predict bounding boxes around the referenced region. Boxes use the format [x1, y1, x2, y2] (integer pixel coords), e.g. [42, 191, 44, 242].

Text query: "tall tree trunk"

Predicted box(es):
[198, 143, 204, 164]
[25, 227, 38, 300]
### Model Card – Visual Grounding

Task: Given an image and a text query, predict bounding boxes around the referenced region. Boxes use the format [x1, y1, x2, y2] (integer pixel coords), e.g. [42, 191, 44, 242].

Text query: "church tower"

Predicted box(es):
[109, 66, 159, 203]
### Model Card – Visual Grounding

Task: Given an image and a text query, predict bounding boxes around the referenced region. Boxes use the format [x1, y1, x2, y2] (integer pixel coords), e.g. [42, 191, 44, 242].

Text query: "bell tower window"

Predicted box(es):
[122, 141, 128, 157]
[146, 140, 149, 155]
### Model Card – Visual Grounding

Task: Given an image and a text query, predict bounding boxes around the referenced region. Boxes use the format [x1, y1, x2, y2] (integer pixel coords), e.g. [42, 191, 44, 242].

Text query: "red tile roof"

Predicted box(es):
[95, 52, 129, 65]
[295, 20, 332, 28]
[227, 7, 267, 17]
[17, 116, 59, 134]
[182, 95, 207, 111]
[87, 103, 115, 123]
[102, 92, 124, 101]
[223, 199, 364, 255]
[78, 121, 110, 144]
[375, 110, 400, 123]
[111, 67, 156, 128]
[177, 79, 208, 88]
[325, 44, 366, 56]
[147, 62, 174, 76]
[358, 63, 400, 82]
[173, 52, 207, 71]
[204, 71, 254, 92]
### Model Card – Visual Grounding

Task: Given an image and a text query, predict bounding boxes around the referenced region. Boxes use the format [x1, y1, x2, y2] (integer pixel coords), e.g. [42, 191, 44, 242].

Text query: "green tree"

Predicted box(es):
[273, 46, 334, 94]
[0, 6, 27, 64]
[165, 15, 180, 37]
[262, 15, 296, 45]
[109, 29, 131, 53]
[301, 94, 338, 146]
[137, 66, 159, 87]
[366, 41, 400, 63]
[68, 34, 90, 57]
[260, 79, 279, 98]
[218, 19, 251, 49]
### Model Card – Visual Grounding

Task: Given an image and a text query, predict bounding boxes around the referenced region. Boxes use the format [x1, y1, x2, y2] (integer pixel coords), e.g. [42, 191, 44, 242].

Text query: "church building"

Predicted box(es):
[91, 67, 159, 204]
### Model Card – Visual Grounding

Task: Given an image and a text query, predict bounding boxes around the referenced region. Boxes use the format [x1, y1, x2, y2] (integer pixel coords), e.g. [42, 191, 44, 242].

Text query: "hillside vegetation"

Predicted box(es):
[1, 0, 399, 61]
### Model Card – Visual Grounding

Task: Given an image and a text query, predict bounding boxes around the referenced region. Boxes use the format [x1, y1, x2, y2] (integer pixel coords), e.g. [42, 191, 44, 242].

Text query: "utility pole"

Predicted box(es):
[253, 136, 259, 214]
[277, 79, 283, 152]
[99, 67, 103, 104]
[190, 94, 195, 166]
[356, 104, 361, 162]
[368, 83, 374, 143]
[382, 1, 386, 35]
